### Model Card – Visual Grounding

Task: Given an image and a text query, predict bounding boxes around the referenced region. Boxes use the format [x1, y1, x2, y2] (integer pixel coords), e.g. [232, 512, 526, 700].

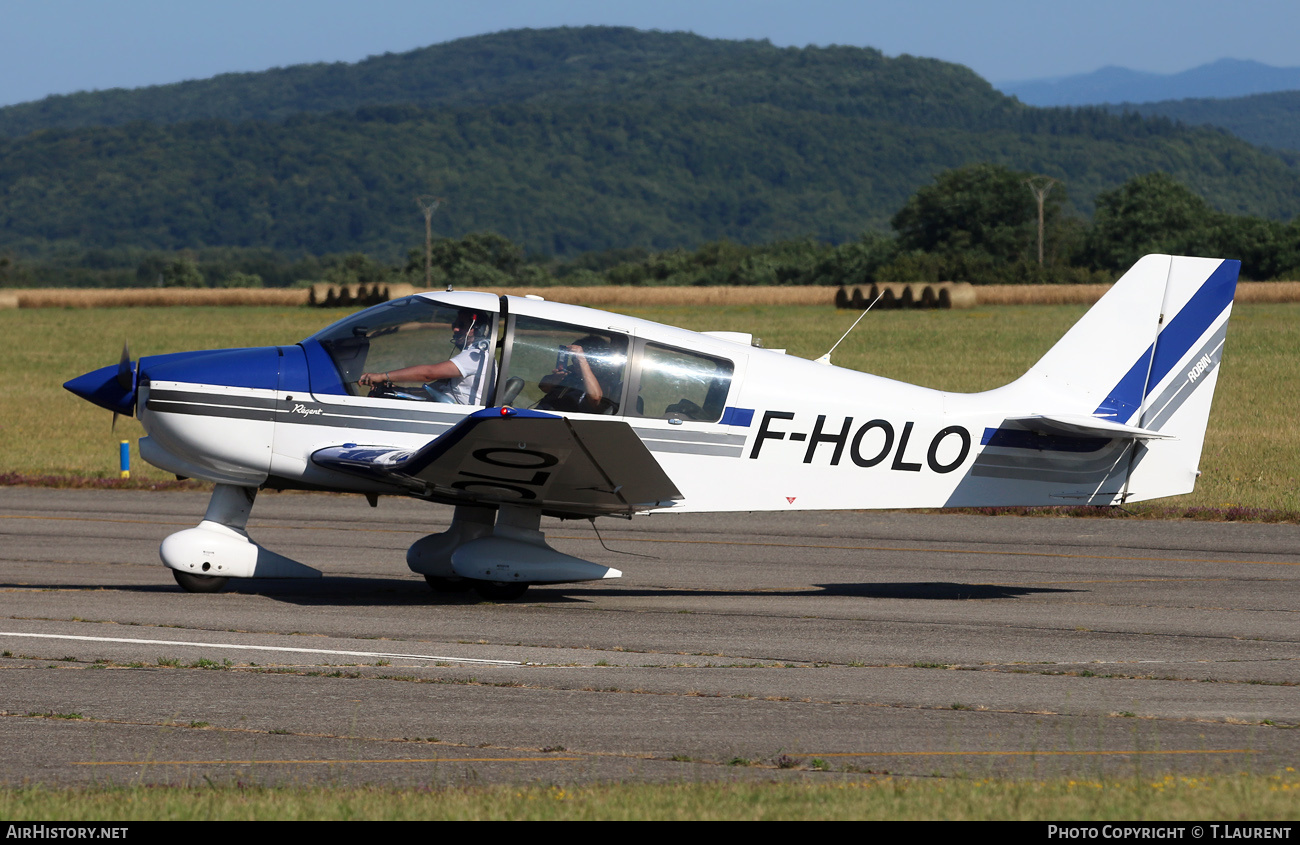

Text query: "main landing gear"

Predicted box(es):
[407, 504, 621, 601]
[160, 488, 620, 600]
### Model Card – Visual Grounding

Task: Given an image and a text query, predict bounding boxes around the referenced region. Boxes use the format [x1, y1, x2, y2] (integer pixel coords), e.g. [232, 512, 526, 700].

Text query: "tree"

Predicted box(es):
[891, 163, 1065, 265]
[163, 255, 205, 288]
[1203, 214, 1290, 281]
[221, 271, 263, 288]
[421, 232, 525, 279]
[1084, 172, 1214, 272]
[322, 252, 390, 286]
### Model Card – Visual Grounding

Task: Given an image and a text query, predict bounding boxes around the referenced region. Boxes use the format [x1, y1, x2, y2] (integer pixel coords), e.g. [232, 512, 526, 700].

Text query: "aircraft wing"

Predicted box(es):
[311, 408, 682, 517]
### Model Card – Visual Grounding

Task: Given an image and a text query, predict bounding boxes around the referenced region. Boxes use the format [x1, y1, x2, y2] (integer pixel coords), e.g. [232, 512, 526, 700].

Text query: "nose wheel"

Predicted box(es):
[173, 570, 230, 593]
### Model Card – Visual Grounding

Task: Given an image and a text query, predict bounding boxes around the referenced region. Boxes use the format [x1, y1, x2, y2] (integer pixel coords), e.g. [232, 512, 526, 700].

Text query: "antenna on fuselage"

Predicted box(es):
[816, 288, 884, 366]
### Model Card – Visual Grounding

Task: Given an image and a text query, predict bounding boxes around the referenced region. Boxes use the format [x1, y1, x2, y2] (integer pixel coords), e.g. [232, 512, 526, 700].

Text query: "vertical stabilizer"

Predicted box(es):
[1006, 255, 1238, 501]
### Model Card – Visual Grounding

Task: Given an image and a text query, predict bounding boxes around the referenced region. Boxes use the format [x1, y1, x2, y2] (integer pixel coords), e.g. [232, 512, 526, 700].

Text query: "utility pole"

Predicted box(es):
[1025, 176, 1057, 265]
[415, 195, 444, 288]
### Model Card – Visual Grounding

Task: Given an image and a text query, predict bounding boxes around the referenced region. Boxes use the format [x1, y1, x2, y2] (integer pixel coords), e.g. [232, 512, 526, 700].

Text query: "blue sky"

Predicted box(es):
[2, 0, 1297, 107]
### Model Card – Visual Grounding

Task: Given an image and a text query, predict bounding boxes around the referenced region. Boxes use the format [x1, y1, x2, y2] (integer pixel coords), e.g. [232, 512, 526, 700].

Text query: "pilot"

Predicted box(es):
[536, 334, 623, 414]
[358, 309, 493, 404]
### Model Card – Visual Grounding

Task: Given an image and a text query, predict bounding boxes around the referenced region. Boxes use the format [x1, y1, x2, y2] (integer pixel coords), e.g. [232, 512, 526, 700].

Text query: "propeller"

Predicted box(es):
[63, 343, 143, 423]
[116, 342, 134, 390]
[112, 342, 137, 431]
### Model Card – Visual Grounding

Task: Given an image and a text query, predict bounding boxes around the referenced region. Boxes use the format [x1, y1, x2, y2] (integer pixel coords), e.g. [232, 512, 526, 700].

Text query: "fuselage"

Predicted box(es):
[72, 290, 1134, 513]
[59, 257, 1240, 595]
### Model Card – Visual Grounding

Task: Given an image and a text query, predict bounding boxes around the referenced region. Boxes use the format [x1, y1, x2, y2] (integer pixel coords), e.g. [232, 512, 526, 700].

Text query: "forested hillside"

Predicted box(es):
[1109, 91, 1300, 153]
[3, 27, 1300, 271]
[0, 28, 1012, 137]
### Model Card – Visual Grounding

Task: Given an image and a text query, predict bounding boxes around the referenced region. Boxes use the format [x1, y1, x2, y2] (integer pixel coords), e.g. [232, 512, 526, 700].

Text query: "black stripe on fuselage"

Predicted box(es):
[146, 388, 738, 456]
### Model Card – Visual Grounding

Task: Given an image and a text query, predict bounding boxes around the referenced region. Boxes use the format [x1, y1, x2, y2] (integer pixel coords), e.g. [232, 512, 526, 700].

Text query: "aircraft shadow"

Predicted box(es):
[0, 579, 1080, 605]
[546, 582, 1081, 601]
[810, 581, 1079, 600]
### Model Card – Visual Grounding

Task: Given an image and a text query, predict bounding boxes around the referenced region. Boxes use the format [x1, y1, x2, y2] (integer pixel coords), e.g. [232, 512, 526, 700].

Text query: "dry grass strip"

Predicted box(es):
[975, 284, 1114, 306]
[977, 281, 1300, 306]
[7, 281, 1299, 309]
[11, 288, 310, 308]
[1235, 281, 1300, 302]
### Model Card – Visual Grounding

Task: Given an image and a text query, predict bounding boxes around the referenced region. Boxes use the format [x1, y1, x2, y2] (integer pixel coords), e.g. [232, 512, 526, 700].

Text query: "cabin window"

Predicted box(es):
[631, 344, 732, 422]
[504, 316, 628, 415]
[309, 297, 496, 402]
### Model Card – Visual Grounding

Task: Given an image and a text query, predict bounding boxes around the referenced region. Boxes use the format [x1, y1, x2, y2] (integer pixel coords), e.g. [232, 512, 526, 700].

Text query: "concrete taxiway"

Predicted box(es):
[1, 487, 1296, 785]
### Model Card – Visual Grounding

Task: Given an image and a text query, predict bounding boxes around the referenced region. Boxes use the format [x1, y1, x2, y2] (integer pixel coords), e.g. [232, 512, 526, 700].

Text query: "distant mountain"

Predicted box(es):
[1107, 90, 1300, 152]
[1000, 58, 1300, 107]
[3, 28, 1300, 261]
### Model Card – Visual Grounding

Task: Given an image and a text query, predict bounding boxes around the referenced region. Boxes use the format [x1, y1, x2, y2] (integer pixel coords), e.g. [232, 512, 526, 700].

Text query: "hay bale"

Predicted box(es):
[386, 283, 416, 301]
[935, 280, 956, 308]
[0, 292, 17, 309]
[834, 287, 849, 309]
[902, 283, 931, 308]
[849, 287, 865, 309]
[941, 282, 977, 309]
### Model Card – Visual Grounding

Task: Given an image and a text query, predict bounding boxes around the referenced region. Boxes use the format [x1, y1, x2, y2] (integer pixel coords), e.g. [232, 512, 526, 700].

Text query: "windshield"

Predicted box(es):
[308, 297, 496, 401]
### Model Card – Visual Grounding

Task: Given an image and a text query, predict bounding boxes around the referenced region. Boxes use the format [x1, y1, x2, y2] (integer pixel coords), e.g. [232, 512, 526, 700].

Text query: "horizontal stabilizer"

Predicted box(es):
[1003, 414, 1175, 441]
[312, 408, 682, 517]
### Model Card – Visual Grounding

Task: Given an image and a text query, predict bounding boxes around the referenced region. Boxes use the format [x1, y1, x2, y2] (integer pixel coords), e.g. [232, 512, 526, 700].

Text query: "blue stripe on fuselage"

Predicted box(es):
[720, 407, 754, 427]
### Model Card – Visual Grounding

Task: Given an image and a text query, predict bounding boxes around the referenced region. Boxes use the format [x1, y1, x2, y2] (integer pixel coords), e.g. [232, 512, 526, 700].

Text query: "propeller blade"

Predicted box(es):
[116, 343, 134, 391]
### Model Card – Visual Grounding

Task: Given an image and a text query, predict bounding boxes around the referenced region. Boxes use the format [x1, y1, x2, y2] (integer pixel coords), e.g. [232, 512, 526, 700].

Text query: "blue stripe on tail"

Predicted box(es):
[1093, 259, 1239, 422]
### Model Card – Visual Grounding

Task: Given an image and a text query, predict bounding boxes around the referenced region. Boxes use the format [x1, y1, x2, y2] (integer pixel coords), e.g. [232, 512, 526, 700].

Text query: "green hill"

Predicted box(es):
[1108, 90, 1300, 153]
[0, 28, 1013, 136]
[2, 27, 1299, 261]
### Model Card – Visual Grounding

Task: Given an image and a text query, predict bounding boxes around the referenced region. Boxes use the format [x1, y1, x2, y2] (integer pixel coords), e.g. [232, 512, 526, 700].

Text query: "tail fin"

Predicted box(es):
[1007, 254, 1239, 502]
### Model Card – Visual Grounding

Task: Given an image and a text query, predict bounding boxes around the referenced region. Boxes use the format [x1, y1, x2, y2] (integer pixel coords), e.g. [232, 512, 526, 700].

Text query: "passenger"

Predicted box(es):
[358, 309, 493, 404]
[536, 335, 623, 414]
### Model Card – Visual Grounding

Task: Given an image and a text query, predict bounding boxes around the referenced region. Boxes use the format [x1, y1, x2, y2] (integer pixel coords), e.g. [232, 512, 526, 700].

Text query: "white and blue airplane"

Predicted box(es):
[64, 254, 1239, 599]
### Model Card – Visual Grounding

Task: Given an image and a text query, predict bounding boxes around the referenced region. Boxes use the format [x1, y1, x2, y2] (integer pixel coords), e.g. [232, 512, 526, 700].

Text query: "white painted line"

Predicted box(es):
[0, 632, 523, 666]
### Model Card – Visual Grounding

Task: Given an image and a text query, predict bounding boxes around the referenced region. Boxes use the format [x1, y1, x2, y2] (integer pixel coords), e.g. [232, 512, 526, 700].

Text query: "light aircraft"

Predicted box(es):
[65, 254, 1239, 600]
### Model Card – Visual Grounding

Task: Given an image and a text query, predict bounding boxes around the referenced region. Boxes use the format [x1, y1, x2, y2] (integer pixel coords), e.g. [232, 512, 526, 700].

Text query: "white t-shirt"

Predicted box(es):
[439, 341, 493, 405]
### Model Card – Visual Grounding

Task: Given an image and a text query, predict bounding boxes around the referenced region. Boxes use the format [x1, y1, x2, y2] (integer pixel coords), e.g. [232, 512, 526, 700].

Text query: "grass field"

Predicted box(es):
[1, 774, 1297, 820]
[6, 301, 1298, 513]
